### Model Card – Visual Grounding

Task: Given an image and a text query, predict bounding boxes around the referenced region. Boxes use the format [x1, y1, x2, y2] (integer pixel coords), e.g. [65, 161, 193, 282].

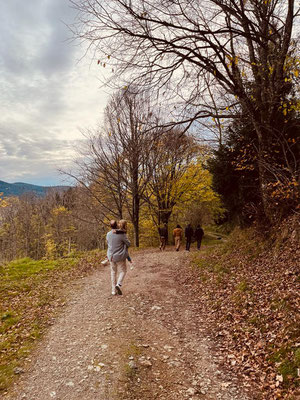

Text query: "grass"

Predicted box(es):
[0, 251, 105, 394]
[236, 280, 249, 292]
[123, 343, 141, 380]
[270, 344, 300, 386]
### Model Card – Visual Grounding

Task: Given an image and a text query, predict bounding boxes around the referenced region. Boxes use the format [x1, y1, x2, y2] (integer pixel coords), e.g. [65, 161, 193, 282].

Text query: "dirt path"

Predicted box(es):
[6, 249, 253, 400]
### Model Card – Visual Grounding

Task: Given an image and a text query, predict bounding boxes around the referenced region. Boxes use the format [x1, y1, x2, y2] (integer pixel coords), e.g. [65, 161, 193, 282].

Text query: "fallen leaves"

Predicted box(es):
[185, 216, 300, 399]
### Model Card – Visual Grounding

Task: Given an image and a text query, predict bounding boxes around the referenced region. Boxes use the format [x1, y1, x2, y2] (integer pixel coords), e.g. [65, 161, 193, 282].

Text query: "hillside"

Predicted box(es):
[0, 180, 70, 197]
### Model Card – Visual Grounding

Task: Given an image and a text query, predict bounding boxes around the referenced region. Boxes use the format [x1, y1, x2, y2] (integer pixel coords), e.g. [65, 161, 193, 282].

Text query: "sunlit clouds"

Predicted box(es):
[0, 0, 109, 185]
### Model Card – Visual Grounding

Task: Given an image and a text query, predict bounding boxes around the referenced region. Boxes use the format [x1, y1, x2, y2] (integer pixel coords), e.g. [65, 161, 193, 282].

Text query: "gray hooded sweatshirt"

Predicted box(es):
[106, 230, 130, 262]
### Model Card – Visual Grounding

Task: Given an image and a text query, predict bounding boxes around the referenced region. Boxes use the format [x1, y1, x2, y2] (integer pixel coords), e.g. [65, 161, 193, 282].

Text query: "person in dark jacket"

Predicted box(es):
[185, 223, 194, 251]
[194, 225, 204, 250]
[158, 223, 168, 251]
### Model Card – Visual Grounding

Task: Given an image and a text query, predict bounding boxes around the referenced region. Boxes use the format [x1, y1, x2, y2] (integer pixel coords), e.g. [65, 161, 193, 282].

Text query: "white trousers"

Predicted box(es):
[110, 259, 127, 292]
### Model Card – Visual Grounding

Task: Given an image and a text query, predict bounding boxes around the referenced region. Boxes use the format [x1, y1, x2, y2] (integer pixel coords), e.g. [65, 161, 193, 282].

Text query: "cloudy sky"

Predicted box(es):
[0, 0, 110, 186]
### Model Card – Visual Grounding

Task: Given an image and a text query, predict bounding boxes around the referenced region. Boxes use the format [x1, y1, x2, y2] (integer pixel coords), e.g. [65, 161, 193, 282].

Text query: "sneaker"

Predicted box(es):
[115, 285, 122, 295]
[101, 259, 109, 266]
[130, 262, 134, 270]
[111, 291, 116, 295]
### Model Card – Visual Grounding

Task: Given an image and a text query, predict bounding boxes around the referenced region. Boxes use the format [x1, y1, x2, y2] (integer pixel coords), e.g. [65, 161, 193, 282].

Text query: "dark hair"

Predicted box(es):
[110, 220, 118, 229]
[176, 224, 181, 228]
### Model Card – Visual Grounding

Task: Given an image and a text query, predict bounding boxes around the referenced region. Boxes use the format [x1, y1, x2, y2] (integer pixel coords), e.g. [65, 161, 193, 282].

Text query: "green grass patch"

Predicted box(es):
[0, 251, 105, 394]
[0, 311, 20, 334]
[270, 345, 300, 387]
[121, 342, 142, 381]
[202, 232, 226, 247]
[236, 280, 249, 292]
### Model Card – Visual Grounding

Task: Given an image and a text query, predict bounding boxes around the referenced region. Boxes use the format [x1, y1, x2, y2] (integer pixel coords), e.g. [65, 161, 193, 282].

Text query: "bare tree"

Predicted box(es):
[70, 0, 300, 220]
[66, 126, 128, 224]
[72, 89, 159, 246]
[144, 130, 199, 231]
[107, 90, 161, 246]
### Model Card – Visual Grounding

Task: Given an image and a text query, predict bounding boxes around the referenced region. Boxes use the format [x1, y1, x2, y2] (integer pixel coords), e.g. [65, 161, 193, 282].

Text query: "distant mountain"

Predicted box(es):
[0, 180, 70, 197]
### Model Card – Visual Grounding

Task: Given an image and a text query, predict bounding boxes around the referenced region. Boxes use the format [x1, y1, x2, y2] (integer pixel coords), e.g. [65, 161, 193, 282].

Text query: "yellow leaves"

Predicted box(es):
[226, 54, 238, 68]
[52, 206, 69, 216]
[45, 237, 57, 259]
[0, 193, 8, 208]
[279, 98, 300, 116]
[173, 161, 219, 205]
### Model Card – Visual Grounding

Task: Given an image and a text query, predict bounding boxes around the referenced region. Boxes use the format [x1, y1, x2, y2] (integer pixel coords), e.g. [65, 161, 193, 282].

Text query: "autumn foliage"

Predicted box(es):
[186, 216, 300, 399]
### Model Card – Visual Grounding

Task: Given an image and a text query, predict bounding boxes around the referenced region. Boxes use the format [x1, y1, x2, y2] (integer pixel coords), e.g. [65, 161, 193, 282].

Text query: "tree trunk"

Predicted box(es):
[133, 199, 139, 247]
[254, 122, 275, 223]
[159, 207, 172, 244]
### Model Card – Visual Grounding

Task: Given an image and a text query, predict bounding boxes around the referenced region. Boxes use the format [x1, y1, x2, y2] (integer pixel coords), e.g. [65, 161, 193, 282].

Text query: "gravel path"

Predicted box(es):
[6, 249, 254, 400]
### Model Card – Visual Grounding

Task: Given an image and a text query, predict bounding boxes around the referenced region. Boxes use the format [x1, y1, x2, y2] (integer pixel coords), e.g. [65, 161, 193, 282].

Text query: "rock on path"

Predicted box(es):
[6, 249, 253, 400]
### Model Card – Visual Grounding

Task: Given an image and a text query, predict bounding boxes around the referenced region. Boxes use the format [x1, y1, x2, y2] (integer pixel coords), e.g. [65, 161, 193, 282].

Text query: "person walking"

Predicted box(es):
[173, 224, 183, 251]
[185, 223, 194, 251]
[194, 224, 204, 250]
[158, 223, 168, 251]
[106, 220, 130, 295]
[115, 219, 134, 270]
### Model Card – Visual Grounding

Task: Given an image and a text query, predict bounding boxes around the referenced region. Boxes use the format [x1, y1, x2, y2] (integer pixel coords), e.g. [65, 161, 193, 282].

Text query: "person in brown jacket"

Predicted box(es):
[173, 224, 183, 251]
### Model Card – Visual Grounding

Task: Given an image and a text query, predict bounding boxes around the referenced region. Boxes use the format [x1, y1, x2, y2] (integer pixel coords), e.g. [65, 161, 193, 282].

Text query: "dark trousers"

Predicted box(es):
[160, 237, 166, 250]
[186, 238, 192, 251]
[197, 239, 202, 250]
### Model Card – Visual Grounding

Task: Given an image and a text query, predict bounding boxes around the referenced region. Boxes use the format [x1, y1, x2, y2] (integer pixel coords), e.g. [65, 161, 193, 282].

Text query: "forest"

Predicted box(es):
[1, 1, 299, 262]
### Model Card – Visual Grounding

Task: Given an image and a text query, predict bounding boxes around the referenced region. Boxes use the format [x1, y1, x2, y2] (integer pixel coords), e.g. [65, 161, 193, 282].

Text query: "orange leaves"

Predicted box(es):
[267, 179, 299, 204]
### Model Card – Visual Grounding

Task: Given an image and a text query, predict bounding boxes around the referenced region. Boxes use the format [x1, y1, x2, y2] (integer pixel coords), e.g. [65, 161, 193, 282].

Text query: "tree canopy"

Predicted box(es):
[71, 0, 300, 222]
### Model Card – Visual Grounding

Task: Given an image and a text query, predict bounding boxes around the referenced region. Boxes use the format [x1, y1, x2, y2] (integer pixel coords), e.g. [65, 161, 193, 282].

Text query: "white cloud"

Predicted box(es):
[0, 0, 110, 185]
